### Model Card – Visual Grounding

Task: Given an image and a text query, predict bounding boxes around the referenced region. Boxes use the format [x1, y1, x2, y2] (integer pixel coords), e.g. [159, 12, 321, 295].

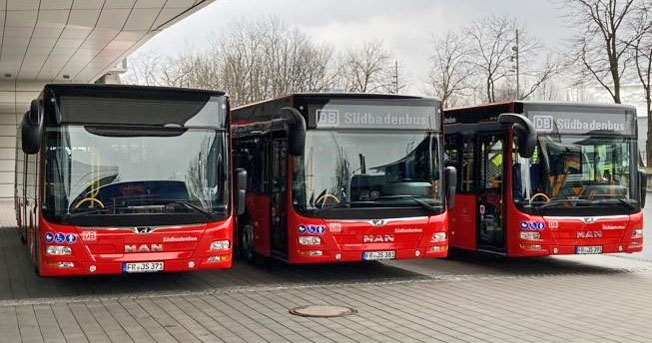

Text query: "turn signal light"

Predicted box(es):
[299, 236, 321, 246]
[46, 245, 72, 256]
[207, 255, 230, 262]
[48, 261, 74, 268]
[298, 250, 323, 257]
[632, 229, 643, 238]
[520, 244, 543, 250]
[430, 245, 447, 253]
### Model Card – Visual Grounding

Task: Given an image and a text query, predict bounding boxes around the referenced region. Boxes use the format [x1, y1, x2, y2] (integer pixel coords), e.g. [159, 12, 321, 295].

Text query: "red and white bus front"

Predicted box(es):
[234, 94, 455, 264]
[509, 124, 644, 257]
[17, 85, 237, 276]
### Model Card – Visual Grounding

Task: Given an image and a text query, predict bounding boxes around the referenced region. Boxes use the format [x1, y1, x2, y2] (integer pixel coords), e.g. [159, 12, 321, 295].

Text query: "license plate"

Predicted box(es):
[123, 262, 164, 273]
[576, 246, 603, 254]
[363, 251, 396, 260]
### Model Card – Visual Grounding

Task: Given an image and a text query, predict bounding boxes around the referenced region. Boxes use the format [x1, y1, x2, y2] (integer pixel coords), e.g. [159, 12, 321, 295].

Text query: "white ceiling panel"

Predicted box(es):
[124, 8, 160, 31]
[41, 0, 73, 10]
[0, 0, 216, 82]
[7, 0, 38, 11]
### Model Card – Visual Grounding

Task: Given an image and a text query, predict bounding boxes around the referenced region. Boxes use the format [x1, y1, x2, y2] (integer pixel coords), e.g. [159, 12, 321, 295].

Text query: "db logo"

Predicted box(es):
[533, 115, 554, 132]
[317, 109, 339, 126]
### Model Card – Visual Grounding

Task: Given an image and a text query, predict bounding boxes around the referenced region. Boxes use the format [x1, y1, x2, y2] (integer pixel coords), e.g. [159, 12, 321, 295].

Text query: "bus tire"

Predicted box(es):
[240, 223, 263, 265]
[33, 225, 42, 277]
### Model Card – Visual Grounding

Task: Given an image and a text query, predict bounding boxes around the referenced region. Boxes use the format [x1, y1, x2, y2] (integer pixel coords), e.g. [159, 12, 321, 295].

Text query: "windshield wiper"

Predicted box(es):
[590, 197, 636, 210]
[164, 199, 218, 218]
[377, 195, 442, 213]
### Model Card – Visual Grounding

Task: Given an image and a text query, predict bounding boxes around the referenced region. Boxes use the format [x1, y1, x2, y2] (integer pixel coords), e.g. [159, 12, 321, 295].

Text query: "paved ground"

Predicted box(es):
[1, 201, 652, 343]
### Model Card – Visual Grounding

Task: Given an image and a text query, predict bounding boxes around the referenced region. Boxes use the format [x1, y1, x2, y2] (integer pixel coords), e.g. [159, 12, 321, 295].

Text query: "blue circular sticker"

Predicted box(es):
[44, 232, 54, 243]
[529, 222, 537, 230]
[520, 221, 529, 230]
[298, 225, 307, 233]
[66, 234, 77, 244]
[54, 233, 65, 243]
[308, 225, 316, 234]
[537, 222, 545, 230]
[316, 226, 325, 234]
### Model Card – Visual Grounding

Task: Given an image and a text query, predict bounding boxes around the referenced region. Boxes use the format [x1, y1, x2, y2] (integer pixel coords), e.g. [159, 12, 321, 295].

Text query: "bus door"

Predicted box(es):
[477, 134, 506, 252]
[270, 137, 289, 258]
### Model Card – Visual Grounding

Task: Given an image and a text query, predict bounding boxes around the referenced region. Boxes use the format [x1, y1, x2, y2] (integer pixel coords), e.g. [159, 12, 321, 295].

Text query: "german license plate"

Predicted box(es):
[363, 251, 396, 260]
[576, 246, 602, 254]
[123, 262, 164, 273]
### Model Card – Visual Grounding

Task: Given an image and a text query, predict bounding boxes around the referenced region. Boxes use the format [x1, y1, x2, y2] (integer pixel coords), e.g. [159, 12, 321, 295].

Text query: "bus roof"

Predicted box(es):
[445, 101, 637, 124]
[233, 92, 439, 111]
[41, 84, 228, 128]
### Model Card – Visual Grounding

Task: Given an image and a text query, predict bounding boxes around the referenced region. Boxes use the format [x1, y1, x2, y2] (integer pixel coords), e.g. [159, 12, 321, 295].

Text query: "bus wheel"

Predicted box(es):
[240, 223, 261, 265]
[19, 227, 27, 244]
[33, 227, 42, 277]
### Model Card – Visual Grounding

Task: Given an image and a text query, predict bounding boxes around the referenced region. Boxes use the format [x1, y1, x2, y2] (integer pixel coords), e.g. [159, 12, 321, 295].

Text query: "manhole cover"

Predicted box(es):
[289, 305, 357, 318]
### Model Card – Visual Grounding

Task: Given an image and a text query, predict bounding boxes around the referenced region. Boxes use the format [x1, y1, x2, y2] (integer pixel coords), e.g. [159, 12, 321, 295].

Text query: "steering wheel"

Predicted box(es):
[314, 193, 340, 209]
[74, 197, 105, 210]
[530, 193, 551, 204]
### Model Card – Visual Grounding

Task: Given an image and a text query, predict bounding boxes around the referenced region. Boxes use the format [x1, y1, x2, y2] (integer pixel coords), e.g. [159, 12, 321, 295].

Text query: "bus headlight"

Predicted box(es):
[432, 232, 447, 242]
[210, 240, 230, 250]
[520, 232, 541, 240]
[46, 245, 72, 256]
[632, 229, 643, 238]
[299, 236, 321, 246]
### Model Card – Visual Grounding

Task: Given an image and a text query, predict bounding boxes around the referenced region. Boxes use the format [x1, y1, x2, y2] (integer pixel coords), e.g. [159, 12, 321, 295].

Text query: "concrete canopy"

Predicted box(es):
[0, 0, 216, 197]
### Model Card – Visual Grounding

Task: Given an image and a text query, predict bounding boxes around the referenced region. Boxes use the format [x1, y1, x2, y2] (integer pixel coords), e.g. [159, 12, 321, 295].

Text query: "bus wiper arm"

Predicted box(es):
[379, 195, 441, 213]
[164, 200, 218, 218]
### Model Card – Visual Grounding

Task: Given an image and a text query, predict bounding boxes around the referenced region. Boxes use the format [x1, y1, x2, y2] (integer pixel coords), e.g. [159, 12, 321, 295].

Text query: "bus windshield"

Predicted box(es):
[43, 125, 229, 224]
[513, 134, 637, 214]
[292, 130, 443, 213]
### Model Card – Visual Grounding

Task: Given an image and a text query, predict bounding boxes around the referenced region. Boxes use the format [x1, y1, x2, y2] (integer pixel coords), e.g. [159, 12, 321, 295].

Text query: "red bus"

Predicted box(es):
[232, 93, 456, 264]
[15, 84, 246, 276]
[444, 101, 645, 256]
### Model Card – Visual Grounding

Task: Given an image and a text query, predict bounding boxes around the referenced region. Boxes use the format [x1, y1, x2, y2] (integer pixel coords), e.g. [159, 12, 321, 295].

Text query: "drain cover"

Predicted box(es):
[289, 305, 357, 318]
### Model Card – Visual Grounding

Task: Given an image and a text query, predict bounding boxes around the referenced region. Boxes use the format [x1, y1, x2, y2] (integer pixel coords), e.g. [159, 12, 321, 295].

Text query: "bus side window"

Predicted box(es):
[461, 136, 475, 193]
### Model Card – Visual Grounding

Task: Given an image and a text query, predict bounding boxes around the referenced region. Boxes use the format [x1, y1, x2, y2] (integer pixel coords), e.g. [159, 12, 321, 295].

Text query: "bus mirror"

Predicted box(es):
[639, 169, 647, 208]
[498, 113, 537, 158]
[21, 100, 44, 154]
[279, 107, 306, 156]
[445, 166, 457, 209]
[235, 168, 247, 216]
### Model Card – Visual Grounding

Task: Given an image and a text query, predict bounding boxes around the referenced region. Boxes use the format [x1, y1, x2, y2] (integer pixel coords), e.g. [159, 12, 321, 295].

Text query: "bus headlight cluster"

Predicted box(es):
[632, 229, 643, 238]
[432, 232, 447, 242]
[299, 236, 321, 246]
[46, 245, 72, 256]
[520, 232, 541, 240]
[210, 240, 230, 250]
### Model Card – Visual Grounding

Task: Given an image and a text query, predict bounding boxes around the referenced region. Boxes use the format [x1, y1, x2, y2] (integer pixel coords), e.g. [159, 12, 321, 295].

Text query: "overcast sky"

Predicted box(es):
[133, 0, 570, 93]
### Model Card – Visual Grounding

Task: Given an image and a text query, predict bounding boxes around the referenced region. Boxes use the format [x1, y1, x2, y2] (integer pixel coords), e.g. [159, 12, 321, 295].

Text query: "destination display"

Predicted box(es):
[528, 110, 635, 135]
[313, 103, 439, 130]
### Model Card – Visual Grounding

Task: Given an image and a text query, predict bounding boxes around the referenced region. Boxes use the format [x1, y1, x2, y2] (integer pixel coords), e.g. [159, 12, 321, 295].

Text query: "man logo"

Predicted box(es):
[581, 217, 596, 224]
[317, 109, 339, 127]
[135, 227, 154, 234]
[370, 219, 387, 227]
[125, 244, 162, 253]
[533, 115, 554, 132]
[363, 235, 395, 243]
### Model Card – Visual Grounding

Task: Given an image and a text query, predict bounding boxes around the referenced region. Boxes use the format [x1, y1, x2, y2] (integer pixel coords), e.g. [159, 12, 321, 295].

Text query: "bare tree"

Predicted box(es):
[125, 16, 335, 107]
[428, 31, 474, 108]
[466, 14, 555, 102]
[561, 0, 642, 104]
[630, 0, 652, 164]
[336, 41, 396, 93]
